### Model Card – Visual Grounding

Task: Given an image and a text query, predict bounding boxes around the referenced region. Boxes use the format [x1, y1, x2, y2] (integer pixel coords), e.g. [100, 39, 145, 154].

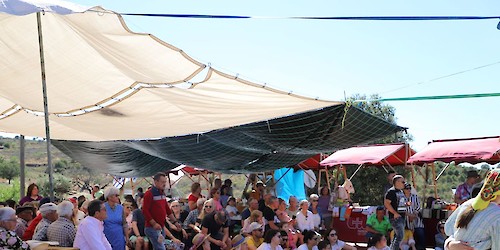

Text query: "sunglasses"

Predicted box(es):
[171, 205, 180, 207]
[313, 237, 320, 241]
[312, 200, 319, 202]
[329, 233, 337, 237]
[282, 238, 288, 241]
[204, 206, 212, 208]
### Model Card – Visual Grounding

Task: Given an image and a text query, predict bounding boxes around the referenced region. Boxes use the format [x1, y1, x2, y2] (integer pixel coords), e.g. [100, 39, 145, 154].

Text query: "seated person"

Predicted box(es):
[390, 227, 416, 250]
[434, 220, 446, 250]
[365, 206, 391, 240]
[367, 234, 389, 250]
[246, 222, 264, 250]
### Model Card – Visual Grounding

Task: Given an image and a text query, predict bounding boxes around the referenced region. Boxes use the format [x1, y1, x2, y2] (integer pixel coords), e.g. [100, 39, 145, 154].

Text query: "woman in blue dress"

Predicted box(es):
[103, 187, 128, 250]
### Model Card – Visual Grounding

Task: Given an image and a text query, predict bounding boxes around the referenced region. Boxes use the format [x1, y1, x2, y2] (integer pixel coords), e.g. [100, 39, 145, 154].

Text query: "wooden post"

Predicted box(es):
[431, 163, 438, 198]
[20, 135, 25, 198]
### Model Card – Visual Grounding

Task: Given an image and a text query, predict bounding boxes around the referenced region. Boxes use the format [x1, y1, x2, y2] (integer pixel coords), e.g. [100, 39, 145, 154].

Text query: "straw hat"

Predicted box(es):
[191, 233, 210, 250]
[231, 234, 246, 250]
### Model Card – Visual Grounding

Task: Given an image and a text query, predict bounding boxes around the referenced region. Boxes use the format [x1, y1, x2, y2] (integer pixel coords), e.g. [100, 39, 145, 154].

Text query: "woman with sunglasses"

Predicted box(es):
[297, 230, 320, 250]
[210, 188, 224, 211]
[196, 199, 215, 230]
[434, 220, 446, 250]
[257, 229, 284, 250]
[324, 229, 356, 250]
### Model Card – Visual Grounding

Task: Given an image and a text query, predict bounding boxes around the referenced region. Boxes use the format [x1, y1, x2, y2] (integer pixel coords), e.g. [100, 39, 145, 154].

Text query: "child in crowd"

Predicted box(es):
[390, 227, 416, 250]
[367, 234, 389, 250]
[280, 221, 298, 249]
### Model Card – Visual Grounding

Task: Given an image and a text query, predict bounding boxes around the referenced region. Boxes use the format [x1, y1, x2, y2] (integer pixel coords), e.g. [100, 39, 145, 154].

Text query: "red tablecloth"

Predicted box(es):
[332, 211, 368, 243]
[332, 211, 440, 247]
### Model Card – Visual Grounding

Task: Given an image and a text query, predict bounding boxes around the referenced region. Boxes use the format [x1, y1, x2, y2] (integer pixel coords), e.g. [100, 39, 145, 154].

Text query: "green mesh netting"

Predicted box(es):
[51, 104, 405, 177]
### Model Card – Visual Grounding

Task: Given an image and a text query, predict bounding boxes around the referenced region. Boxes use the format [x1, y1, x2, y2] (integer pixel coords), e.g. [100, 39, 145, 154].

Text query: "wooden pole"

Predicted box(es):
[20, 135, 25, 198]
[36, 12, 54, 201]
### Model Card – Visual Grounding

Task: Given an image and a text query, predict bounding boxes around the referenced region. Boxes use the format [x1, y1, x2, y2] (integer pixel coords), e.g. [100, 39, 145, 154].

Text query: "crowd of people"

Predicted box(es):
[0, 168, 498, 250]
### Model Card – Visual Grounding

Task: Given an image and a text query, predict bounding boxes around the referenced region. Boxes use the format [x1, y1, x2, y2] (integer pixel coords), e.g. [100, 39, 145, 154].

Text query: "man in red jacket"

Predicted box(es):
[143, 172, 176, 250]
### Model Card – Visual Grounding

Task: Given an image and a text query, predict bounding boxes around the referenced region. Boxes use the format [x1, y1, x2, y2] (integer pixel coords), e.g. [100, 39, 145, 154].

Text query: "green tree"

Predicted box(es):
[40, 174, 72, 198]
[342, 94, 413, 205]
[0, 157, 20, 184]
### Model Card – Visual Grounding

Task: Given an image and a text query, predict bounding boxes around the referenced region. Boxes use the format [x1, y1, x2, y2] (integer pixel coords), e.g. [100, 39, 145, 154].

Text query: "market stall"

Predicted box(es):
[407, 136, 500, 246]
[318, 143, 416, 244]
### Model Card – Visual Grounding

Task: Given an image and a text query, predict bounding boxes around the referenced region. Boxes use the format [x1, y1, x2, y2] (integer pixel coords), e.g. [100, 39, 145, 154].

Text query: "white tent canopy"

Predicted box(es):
[0, 7, 340, 140]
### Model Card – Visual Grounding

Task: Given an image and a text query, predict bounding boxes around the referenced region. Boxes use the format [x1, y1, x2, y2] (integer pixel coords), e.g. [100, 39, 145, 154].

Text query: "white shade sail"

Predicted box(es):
[0, 7, 340, 140]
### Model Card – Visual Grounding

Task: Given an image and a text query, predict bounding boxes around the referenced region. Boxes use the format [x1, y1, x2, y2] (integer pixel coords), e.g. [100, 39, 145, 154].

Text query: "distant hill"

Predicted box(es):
[0, 137, 72, 164]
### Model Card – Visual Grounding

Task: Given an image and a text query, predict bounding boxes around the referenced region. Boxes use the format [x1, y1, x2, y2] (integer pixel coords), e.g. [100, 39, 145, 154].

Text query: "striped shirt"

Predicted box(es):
[445, 200, 500, 250]
[404, 193, 424, 230]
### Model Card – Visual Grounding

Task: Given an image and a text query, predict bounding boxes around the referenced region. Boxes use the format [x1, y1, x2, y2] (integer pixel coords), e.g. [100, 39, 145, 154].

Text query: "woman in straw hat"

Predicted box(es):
[444, 169, 500, 250]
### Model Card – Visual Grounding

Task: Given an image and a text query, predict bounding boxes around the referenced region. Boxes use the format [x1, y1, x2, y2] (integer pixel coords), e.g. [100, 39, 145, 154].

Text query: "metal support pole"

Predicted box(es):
[36, 12, 54, 201]
[20, 135, 25, 198]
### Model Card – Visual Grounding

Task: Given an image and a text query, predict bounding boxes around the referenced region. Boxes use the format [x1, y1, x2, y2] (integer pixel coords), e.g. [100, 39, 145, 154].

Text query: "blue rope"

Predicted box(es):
[120, 13, 500, 21]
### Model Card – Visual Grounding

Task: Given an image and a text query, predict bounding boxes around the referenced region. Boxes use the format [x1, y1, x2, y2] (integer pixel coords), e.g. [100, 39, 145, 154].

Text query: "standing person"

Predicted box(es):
[102, 187, 129, 250]
[384, 175, 407, 250]
[0, 207, 30, 250]
[402, 183, 425, 249]
[188, 183, 204, 211]
[324, 229, 357, 250]
[296, 200, 315, 232]
[383, 171, 397, 199]
[74, 200, 112, 250]
[143, 172, 176, 250]
[257, 229, 284, 250]
[47, 201, 77, 247]
[19, 183, 43, 206]
[33, 203, 58, 241]
[454, 170, 480, 204]
[444, 169, 500, 250]
[318, 187, 332, 230]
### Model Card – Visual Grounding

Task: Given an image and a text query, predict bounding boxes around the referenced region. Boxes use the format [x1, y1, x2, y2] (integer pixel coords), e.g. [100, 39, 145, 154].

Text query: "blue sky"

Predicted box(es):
[43, 1, 500, 150]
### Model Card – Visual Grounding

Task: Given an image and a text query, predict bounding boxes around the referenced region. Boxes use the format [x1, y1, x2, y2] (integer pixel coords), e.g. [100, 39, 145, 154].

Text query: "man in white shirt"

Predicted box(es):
[73, 200, 112, 250]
